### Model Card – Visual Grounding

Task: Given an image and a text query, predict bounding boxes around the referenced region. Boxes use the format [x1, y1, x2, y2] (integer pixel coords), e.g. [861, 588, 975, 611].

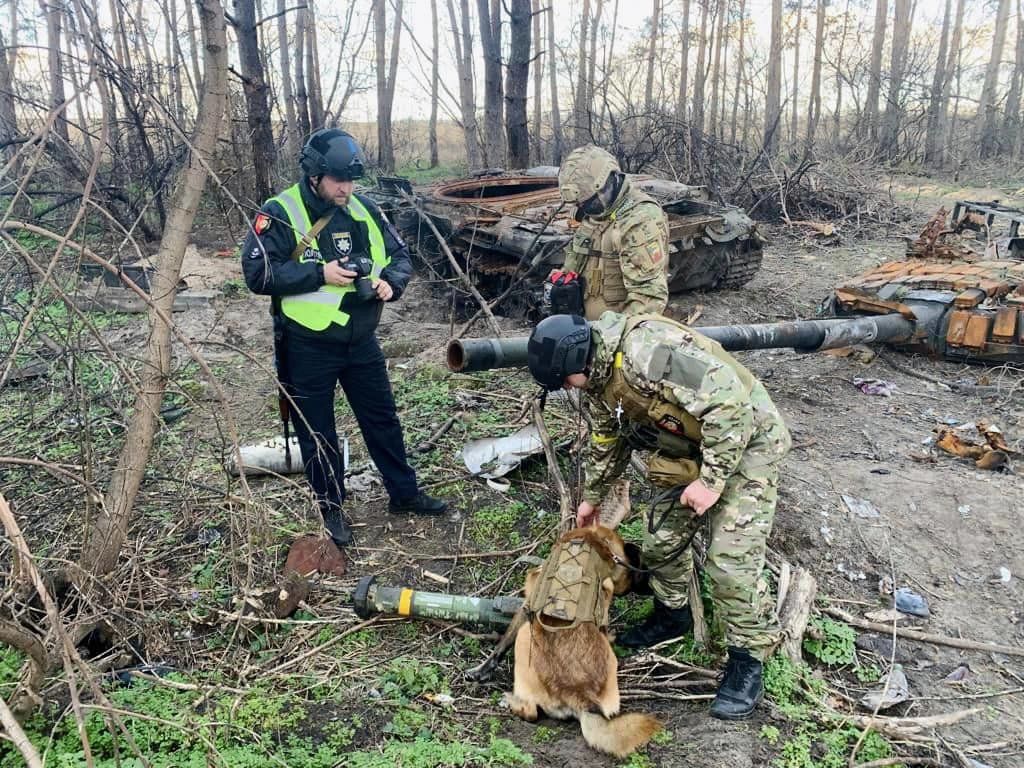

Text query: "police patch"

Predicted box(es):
[656, 415, 686, 436]
[254, 213, 271, 235]
[333, 231, 352, 256]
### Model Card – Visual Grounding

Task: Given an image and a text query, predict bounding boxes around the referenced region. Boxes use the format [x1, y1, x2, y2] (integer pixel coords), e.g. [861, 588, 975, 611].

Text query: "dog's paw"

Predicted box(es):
[465, 662, 494, 683]
[504, 692, 538, 721]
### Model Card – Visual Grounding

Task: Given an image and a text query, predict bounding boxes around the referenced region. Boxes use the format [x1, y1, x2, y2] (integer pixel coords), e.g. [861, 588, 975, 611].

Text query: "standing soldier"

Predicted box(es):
[545, 145, 670, 320]
[524, 311, 791, 720]
[241, 128, 447, 550]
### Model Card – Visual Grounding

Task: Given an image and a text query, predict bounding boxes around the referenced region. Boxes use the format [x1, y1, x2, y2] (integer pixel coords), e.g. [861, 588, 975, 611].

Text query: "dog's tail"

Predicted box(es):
[579, 711, 662, 758]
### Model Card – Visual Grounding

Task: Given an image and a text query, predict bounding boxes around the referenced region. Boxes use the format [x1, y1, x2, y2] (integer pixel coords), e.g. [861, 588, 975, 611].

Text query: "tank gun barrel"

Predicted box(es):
[446, 313, 918, 373]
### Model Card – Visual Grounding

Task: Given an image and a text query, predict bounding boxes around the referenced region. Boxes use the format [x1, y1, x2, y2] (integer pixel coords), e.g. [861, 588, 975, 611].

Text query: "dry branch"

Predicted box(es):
[531, 398, 574, 533]
[777, 564, 817, 664]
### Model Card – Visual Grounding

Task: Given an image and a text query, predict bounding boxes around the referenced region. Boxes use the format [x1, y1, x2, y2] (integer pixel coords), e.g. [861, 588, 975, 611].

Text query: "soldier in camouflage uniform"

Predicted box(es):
[524, 312, 791, 720]
[551, 146, 669, 319]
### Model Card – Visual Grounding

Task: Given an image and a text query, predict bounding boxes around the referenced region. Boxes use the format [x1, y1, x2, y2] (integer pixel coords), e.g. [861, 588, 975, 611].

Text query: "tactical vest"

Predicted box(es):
[596, 314, 760, 485]
[568, 190, 663, 320]
[270, 184, 390, 331]
[525, 537, 613, 632]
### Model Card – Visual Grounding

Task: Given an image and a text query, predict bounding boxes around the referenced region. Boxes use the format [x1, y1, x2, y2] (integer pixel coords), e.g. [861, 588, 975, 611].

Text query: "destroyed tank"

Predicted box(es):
[366, 169, 764, 319]
[446, 201, 1024, 369]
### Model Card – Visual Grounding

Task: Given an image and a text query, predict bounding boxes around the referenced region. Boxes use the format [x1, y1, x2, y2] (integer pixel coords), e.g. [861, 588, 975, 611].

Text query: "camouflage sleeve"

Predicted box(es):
[661, 347, 755, 494]
[619, 204, 669, 316]
[562, 233, 585, 274]
[582, 396, 633, 505]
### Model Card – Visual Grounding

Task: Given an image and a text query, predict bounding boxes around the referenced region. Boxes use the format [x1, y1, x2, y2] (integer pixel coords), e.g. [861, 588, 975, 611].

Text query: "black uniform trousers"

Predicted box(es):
[285, 330, 418, 516]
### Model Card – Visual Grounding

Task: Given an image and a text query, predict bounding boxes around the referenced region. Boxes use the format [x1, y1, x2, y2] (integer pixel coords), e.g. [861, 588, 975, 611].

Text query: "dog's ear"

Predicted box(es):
[599, 479, 632, 529]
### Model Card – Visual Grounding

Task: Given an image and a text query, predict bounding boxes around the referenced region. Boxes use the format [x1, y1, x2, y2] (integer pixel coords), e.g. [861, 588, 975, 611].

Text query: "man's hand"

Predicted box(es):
[374, 279, 394, 301]
[679, 480, 721, 516]
[323, 261, 356, 287]
[576, 501, 601, 528]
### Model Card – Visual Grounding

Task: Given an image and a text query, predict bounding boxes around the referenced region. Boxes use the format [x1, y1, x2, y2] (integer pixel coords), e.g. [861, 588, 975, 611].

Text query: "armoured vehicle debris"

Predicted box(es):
[366, 169, 764, 319]
[447, 202, 1024, 369]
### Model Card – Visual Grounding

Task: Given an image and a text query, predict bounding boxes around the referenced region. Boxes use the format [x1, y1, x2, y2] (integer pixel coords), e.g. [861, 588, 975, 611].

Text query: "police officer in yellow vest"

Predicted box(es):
[242, 128, 447, 548]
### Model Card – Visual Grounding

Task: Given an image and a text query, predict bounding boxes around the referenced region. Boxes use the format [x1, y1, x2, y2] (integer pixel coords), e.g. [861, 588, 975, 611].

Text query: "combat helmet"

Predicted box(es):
[300, 128, 365, 180]
[558, 145, 624, 219]
[527, 314, 593, 390]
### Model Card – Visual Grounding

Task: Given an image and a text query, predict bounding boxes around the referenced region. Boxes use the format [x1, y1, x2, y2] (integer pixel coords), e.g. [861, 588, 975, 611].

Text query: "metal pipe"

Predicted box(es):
[352, 575, 523, 628]
[446, 337, 530, 372]
[697, 314, 915, 352]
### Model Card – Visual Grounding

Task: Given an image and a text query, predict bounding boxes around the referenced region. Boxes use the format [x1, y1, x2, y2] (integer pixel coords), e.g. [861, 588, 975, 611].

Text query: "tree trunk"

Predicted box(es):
[294, 7, 310, 139]
[879, 0, 912, 158]
[977, 0, 1012, 157]
[865, 0, 887, 140]
[789, 0, 802, 146]
[80, 0, 228, 579]
[587, 0, 604, 135]
[277, 0, 299, 162]
[763, 0, 782, 153]
[41, 0, 70, 144]
[804, 0, 825, 154]
[374, 0, 404, 172]
[235, 0, 276, 204]
[573, 0, 591, 143]
[644, 0, 661, 116]
[0, 28, 17, 161]
[707, 0, 724, 140]
[430, 0, 440, 167]
[547, 0, 564, 162]
[942, 0, 966, 161]
[717, 0, 728, 137]
[448, 0, 482, 168]
[506, 0, 531, 168]
[832, 0, 850, 142]
[924, 0, 952, 165]
[7, 0, 17, 77]
[1002, 0, 1024, 155]
[599, 0, 619, 129]
[479, 0, 505, 164]
[691, 0, 709, 148]
[532, 0, 543, 163]
[729, 0, 744, 144]
[184, 0, 203, 93]
[305, 0, 325, 129]
[676, 0, 691, 119]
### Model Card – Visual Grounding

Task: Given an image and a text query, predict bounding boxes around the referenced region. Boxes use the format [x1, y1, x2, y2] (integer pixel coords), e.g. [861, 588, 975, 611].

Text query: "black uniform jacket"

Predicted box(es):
[241, 179, 414, 344]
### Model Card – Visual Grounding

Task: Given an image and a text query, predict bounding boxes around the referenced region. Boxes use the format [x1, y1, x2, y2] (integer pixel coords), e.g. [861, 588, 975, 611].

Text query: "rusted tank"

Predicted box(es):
[446, 203, 1024, 368]
[366, 169, 764, 319]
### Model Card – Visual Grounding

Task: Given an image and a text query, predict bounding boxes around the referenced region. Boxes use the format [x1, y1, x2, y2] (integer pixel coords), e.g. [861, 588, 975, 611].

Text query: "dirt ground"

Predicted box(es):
[155, 179, 1024, 767]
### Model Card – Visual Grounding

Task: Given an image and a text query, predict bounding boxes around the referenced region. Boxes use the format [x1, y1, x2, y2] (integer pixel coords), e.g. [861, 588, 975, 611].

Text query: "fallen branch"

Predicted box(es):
[399, 189, 502, 338]
[825, 606, 1024, 658]
[777, 564, 818, 664]
[531, 398, 574, 534]
[0, 695, 42, 767]
[0, 618, 49, 719]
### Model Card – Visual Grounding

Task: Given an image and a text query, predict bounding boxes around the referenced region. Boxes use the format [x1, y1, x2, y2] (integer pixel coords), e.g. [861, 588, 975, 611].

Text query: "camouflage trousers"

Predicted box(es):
[643, 433, 787, 661]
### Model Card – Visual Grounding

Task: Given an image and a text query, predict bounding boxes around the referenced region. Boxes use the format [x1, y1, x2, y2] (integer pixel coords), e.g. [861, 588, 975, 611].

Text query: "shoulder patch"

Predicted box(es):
[254, 213, 271, 235]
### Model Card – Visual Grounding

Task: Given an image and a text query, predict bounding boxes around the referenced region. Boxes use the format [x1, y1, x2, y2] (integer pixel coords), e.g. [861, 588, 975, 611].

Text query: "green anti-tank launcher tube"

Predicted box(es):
[352, 575, 523, 628]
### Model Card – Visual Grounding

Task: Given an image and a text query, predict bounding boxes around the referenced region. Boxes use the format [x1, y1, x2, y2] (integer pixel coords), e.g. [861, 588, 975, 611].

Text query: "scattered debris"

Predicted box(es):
[958, 504, 972, 518]
[878, 575, 895, 595]
[347, 467, 381, 494]
[935, 422, 1015, 471]
[836, 562, 866, 581]
[422, 570, 450, 586]
[864, 608, 907, 624]
[853, 378, 897, 397]
[842, 494, 882, 519]
[894, 587, 930, 618]
[991, 566, 1012, 585]
[461, 425, 544, 479]
[226, 436, 304, 476]
[855, 633, 913, 664]
[942, 664, 973, 683]
[859, 664, 910, 711]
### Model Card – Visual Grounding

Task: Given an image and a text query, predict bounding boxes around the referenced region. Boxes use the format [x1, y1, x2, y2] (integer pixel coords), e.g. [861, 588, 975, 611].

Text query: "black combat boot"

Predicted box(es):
[388, 492, 448, 516]
[617, 600, 694, 649]
[710, 647, 764, 720]
[323, 510, 353, 548]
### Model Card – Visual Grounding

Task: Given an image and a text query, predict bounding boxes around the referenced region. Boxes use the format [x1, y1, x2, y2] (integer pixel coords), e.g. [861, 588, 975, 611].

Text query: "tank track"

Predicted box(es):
[667, 238, 764, 293]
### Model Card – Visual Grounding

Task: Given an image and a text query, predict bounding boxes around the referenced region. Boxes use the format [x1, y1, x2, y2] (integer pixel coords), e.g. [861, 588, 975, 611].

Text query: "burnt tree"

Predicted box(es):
[505, 0, 531, 168]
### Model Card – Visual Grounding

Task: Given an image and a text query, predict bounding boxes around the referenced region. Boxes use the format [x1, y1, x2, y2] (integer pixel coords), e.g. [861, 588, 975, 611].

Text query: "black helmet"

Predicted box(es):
[300, 128, 365, 180]
[527, 314, 592, 390]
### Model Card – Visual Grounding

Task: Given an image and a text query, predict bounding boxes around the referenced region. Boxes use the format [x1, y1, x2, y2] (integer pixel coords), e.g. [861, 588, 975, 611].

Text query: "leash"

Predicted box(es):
[611, 484, 709, 576]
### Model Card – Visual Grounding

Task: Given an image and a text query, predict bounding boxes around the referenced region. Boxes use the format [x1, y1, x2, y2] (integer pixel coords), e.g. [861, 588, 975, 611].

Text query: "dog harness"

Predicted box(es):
[525, 538, 614, 632]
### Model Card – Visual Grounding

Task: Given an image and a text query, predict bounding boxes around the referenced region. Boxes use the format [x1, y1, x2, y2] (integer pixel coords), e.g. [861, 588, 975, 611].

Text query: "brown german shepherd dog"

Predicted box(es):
[503, 524, 661, 758]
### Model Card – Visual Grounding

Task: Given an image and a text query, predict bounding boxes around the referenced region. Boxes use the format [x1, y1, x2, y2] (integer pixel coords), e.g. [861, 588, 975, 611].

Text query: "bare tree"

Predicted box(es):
[804, 0, 825, 153]
[977, 0, 1012, 157]
[692, 0, 710, 146]
[294, 6, 310, 138]
[305, 0, 325, 129]
[0, 28, 19, 161]
[789, 0, 802, 145]
[547, 0, 564, 162]
[879, 0, 912, 158]
[587, 0, 604, 132]
[676, 0, 691, 119]
[764, 0, 782, 152]
[277, 0, 299, 161]
[532, 0, 543, 163]
[645, 0, 662, 116]
[41, 0, 70, 144]
[708, 0, 724, 140]
[430, 0, 440, 167]
[864, 0, 887, 140]
[448, 0, 482, 168]
[234, 0, 276, 203]
[80, 0, 229, 578]
[573, 0, 591, 143]
[941, 0, 966, 161]
[506, 0, 531, 168]
[478, 0, 504, 164]
[729, 0, 745, 144]
[924, 0, 953, 164]
[373, 0, 403, 171]
[831, 0, 851, 141]
[1002, 0, 1024, 155]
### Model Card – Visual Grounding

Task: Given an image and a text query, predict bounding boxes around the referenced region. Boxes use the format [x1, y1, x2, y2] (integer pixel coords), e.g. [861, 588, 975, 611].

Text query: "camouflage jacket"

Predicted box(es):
[562, 180, 669, 319]
[582, 312, 790, 503]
